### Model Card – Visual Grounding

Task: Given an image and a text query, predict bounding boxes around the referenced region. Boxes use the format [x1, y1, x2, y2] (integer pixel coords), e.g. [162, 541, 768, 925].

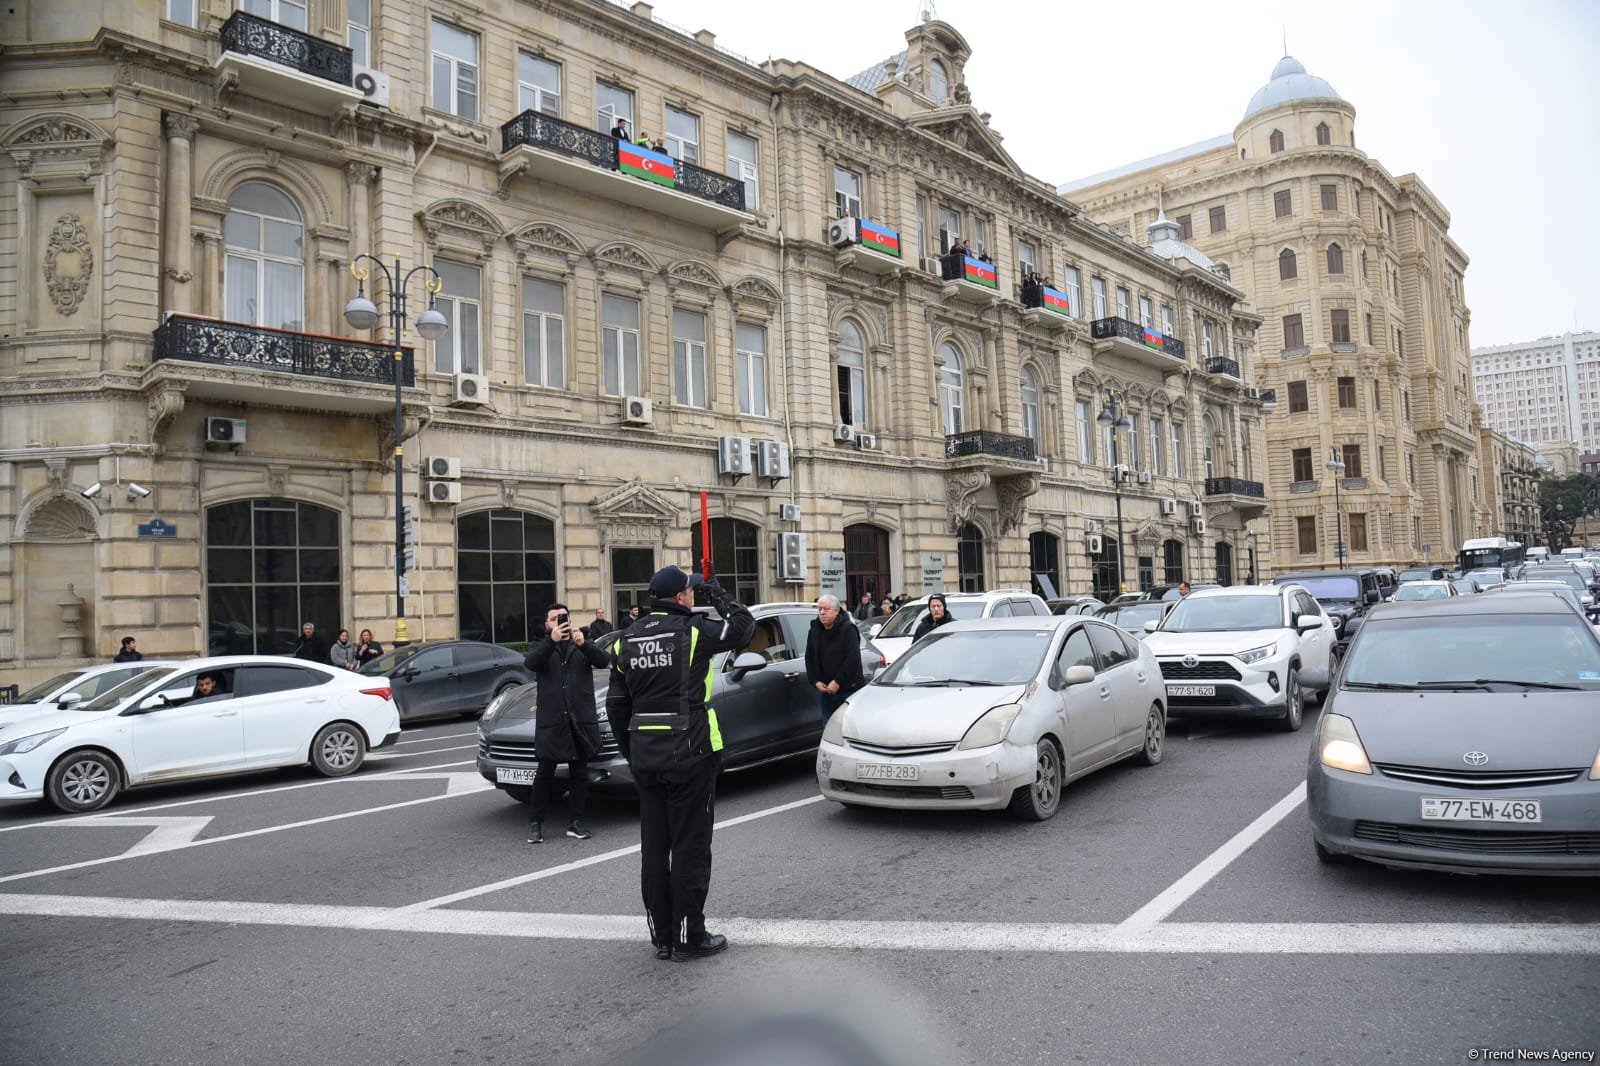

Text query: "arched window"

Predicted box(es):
[1269, 129, 1285, 154]
[1019, 365, 1041, 448]
[692, 518, 761, 605]
[1278, 248, 1298, 281]
[225, 181, 305, 331]
[1315, 122, 1331, 146]
[1162, 539, 1184, 585]
[836, 318, 867, 427]
[938, 342, 964, 435]
[928, 58, 950, 104]
[1327, 242, 1345, 275]
[958, 522, 985, 592]
[457, 509, 557, 645]
[206, 498, 340, 655]
[843, 523, 892, 607]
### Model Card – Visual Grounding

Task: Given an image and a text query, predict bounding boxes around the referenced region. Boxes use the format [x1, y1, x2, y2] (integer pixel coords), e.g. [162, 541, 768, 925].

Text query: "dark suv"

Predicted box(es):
[1271, 569, 1385, 652]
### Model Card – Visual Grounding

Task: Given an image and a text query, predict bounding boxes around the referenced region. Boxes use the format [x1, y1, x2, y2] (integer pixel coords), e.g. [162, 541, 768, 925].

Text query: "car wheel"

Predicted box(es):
[46, 749, 120, 813]
[1315, 838, 1355, 865]
[503, 786, 533, 804]
[1133, 703, 1165, 766]
[310, 722, 366, 776]
[1270, 668, 1304, 732]
[1007, 739, 1062, 821]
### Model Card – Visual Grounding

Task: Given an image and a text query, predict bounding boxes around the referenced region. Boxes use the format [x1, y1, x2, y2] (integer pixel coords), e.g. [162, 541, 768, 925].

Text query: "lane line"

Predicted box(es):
[368, 743, 478, 762]
[1114, 782, 1308, 936]
[395, 731, 477, 745]
[54, 816, 216, 856]
[3, 893, 1596, 955]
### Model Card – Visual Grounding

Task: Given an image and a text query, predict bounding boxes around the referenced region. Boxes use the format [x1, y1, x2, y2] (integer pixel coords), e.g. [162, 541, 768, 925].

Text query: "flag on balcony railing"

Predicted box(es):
[1141, 326, 1168, 350]
[963, 256, 997, 288]
[618, 142, 675, 187]
[858, 219, 901, 258]
[1041, 287, 1071, 317]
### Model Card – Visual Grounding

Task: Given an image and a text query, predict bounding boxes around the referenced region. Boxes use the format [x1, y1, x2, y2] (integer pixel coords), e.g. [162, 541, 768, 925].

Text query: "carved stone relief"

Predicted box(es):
[945, 468, 988, 532]
[43, 214, 93, 316]
[23, 496, 97, 539]
[995, 475, 1040, 535]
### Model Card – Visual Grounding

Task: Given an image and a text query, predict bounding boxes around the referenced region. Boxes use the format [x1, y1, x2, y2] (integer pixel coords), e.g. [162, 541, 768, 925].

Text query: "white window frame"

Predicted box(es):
[727, 131, 759, 211]
[834, 166, 862, 219]
[664, 106, 700, 164]
[1172, 422, 1186, 478]
[1076, 399, 1092, 464]
[938, 343, 964, 435]
[596, 82, 633, 135]
[735, 322, 768, 417]
[672, 308, 708, 408]
[244, 0, 306, 30]
[517, 53, 561, 116]
[1091, 277, 1107, 319]
[1116, 287, 1130, 320]
[1064, 267, 1081, 316]
[836, 320, 867, 427]
[345, 0, 370, 66]
[938, 206, 962, 253]
[1017, 240, 1037, 278]
[602, 294, 641, 398]
[166, 0, 198, 26]
[433, 261, 482, 376]
[522, 276, 565, 388]
[1151, 417, 1165, 476]
[1129, 412, 1142, 469]
[1020, 366, 1040, 447]
[1202, 320, 1216, 360]
[430, 20, 479, 121]
[224, 182, 305, 333]
[1138, 295, 1153, 329]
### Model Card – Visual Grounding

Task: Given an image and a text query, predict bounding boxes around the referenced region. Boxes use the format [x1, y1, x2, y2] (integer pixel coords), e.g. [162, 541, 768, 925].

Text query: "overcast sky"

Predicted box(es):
[650, 0, 1598, 348]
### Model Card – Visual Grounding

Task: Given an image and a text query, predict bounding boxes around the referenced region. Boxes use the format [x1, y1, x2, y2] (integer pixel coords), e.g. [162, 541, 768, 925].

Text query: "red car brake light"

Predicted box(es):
[359, 686, 393, 701]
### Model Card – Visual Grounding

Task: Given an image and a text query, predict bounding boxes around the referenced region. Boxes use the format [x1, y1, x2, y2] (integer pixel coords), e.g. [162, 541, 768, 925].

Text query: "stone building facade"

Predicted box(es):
[1478, 429, 1542, 546]
[0, 1, 1265, 683]
[1064, 56, 1485, 573]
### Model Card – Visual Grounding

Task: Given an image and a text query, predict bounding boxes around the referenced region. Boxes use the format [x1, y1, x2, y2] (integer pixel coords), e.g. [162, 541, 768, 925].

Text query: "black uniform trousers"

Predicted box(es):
[635, 753, 719, 948]
[528, 756, 588, 824]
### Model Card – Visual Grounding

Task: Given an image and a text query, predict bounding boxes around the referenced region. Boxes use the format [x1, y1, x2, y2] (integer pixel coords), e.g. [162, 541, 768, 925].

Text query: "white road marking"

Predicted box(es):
[56, 816, 215, 856]
[3, 893, 1596, 955]
[395, 730, 477, 745]
[1115, 782, 1308, 936]
[367, 743, 478, 762]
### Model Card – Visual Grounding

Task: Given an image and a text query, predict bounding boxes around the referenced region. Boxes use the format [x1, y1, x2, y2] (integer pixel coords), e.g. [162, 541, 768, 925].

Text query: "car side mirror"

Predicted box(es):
[1295, 615, 1322, 632]
[136, 694, 168, 713]
[863, 623, 882, 639]
[729, 651, 767, 682]
[1143, 620, 1160, 633]
[55, 692, 84, 708]
[1364, 590, 1380, 604]
[1061, 664, 1096, 687]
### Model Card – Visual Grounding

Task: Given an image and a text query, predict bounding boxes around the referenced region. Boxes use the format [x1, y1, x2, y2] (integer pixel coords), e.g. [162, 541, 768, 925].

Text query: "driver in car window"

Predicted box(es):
[184, 672, 228, 705]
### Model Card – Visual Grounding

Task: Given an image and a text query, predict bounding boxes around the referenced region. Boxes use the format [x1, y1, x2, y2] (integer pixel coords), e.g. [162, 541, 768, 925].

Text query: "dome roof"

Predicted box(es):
[1242, 55, 1345, 120]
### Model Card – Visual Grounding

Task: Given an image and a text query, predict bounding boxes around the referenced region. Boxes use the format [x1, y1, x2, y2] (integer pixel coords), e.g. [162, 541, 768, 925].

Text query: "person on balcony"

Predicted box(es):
[1021, 270, 1043, 308]
[610, 117, 630, 140]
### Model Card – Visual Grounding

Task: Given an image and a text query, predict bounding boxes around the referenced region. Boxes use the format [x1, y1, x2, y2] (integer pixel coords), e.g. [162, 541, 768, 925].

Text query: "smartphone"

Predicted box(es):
[556, 612, 570, 625]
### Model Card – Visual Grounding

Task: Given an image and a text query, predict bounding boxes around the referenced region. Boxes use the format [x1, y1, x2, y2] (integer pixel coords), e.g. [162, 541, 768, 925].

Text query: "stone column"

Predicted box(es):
[344, 163, 376, 337]
[199, 233, 222, 317]
[162, 114, 200, 313]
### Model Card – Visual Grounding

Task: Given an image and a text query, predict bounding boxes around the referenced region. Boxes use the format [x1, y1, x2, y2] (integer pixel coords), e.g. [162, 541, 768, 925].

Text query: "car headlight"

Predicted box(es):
[1236, 643, 1277, 665]
[0, 727, 67, 757]
[1590, 747, 1600, 781]
[957, 703, 1023, 751]
[822, 702, 848, 746]
[481, 689, 513, 724]
[1318, 713, 1373, 775]
[1330, 615, 1345, 632]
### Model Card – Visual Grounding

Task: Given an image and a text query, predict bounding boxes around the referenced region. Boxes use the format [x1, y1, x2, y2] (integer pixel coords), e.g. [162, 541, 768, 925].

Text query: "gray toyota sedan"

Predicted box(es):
[1306, 595, 1600, 875]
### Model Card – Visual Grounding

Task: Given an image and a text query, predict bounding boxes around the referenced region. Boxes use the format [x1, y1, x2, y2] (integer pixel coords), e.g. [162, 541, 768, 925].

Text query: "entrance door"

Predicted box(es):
[843, 524, 890, 609]
[611, 546, 655, 622]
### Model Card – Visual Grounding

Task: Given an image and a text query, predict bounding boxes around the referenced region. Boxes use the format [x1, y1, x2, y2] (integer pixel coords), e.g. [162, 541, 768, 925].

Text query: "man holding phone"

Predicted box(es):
[522, 602, 611, 843]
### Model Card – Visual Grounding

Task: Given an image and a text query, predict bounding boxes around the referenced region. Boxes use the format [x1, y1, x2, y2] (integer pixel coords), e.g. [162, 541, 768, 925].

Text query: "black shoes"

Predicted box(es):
[566, 820, 592, 840]
[526, 820, 543, 844]
[653, 942, 673, 961]
[672, 933, 728, 960]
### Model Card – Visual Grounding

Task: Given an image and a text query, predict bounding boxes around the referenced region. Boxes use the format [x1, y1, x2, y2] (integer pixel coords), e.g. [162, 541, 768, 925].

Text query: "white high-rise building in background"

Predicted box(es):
[1472, 331, 1600, 452]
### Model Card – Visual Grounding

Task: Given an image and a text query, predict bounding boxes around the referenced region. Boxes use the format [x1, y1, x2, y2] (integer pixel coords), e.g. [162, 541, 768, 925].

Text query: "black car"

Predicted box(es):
[476, 603, 883, 802]
[357, 639, 532, 722]
[1272, 569, 1385, 651]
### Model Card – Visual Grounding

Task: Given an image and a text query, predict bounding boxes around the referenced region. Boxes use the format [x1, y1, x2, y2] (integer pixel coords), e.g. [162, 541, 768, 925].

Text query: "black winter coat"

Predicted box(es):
[804, 616, 865, 694]
[524, 635, 611, 762]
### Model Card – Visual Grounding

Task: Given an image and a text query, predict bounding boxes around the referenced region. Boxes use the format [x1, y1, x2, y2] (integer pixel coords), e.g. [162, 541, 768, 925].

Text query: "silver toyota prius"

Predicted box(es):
[1306, 594, 1600, 875]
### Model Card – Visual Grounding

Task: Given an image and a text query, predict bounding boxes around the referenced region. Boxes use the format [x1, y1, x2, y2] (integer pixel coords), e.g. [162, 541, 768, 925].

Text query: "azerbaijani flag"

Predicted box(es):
[963, 256, 997, 288]
[617, 142, 675, 188]
[1141, 327, 1167, 349]
[1041, 287, 1072, 317]
[858, 219, 901, 258]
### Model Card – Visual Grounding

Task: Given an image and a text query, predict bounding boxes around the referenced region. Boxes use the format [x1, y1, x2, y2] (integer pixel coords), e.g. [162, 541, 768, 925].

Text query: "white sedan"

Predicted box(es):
[817, 617, 1165, 820]
[0, 656, 401, 813]
[0, 660, 176, 729]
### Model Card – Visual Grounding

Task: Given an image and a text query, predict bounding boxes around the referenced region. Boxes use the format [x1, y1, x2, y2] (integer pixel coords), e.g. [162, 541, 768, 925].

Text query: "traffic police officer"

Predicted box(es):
[607, 564, 754, 961]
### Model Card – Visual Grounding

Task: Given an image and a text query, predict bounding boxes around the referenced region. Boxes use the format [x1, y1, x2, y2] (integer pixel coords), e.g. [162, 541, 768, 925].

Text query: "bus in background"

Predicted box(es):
[1457, 536, 1525, 575]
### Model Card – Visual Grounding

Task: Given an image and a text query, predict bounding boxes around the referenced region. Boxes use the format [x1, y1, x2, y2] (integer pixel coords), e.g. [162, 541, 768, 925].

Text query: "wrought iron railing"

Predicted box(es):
[1089, 316, 1187, 360]
[153, 314, 415, 387]
[500, 110, 746, 212]
[1205, 356, 1241, 377]
[219, 11, 353, 86]
[1205, 477, 1266, 498]
[945, 430, 1038, 463]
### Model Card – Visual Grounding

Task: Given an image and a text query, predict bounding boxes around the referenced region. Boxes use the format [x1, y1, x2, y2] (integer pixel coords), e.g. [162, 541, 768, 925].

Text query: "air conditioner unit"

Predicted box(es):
[779, 503, 802, 522]
[855, 433, 879, 451]
[426, 456, 461, 480]
[922, 256, 944, 274]
[205, 416, 246, 445]
[755, 440, 790, 479]
[1191, 498, 1205, 514]
[826, 217, 858, 248]
[1084, 519, 1101, 534]
[717, 435, 753, 476]
[1137, 470, 1152, 485]
[1245, 386, 1261, 400]
[1192, 516, 1207, 535]
[1161, 499, 1178, 516]
[777, 532, 806, 582]
[427, 480, 462, 504]
[1085, 534, 1103, 554]
[623, 395, 653, 425]
[834, 422, 858, 444]
[351, 63, 392, 108]
[452, 373, 489, 406]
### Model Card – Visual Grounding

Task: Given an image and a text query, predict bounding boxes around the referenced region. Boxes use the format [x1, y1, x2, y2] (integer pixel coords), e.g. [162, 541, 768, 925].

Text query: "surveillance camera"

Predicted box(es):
[81, 482, 103, 499]
[127, 483, 152, 500]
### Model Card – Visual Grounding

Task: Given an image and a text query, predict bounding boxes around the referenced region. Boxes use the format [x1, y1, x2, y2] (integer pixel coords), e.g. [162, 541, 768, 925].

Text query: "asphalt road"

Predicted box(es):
[1, 708, 1597, 1066]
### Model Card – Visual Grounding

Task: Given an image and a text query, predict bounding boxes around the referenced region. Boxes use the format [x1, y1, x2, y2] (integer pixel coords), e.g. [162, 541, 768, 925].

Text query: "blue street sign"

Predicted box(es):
[137, 518, 177, 538]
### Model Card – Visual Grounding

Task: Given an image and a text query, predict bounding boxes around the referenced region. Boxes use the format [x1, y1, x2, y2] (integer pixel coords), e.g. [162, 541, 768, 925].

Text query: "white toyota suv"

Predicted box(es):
[1140, 584, 1335, 732]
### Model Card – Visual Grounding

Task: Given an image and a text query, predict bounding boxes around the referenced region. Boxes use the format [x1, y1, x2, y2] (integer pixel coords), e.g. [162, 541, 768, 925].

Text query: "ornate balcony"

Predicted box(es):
[1019, 283, 1076, 332]
[1089, 317, 1187, 376]
[937, 253, 1001, 306]
[215, 11, 362, 115]
[833, 217, 904, 276]
[945, 430, 1041, 477]
[1205, 477, 1268, 520]
[149, 313, 418, 415]
[498, 110, 751, 231]
[1205, 356, 1241, 379]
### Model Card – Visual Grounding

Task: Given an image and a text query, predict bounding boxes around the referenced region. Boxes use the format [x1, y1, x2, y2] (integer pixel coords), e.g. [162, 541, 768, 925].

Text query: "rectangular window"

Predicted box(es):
[671, 308, 708, 408]
[1161, 305, 1174, 335]
[1365, 311, 1374, 345]
[1176, 214, 1192, 240]
[433, 261, 481, 376]
[1321, 184, 1338, 212]
[244, 0, 305, 30]
[938, 206, 962, 253]
[1076, 399, 1092, 463]
[1172, 422, 1186, 477]
[835, 167, 862, 219]
[1349, 513, 1368, 552]
[1292, 447, 1314, 482]
[1139, 296, 1153, 328]
[1092, 277, 1107, 319]
[1116, 286, 1131, 320]
[1283, 313, 1304, 350]
[1373, 380, 1382, 410]
[1288, 380, 1309, 413]
[1331, 308, 1351, 344]
[1064, 267, 1081, 317]
[346, 0, 370, 65]
[166, 0, 198, 25]
[1017, 240, 1037, 278]
[1378, 445, 1388, 481]
[518, 53, 561, 116]
[727, 131, 759, 211]
[916, 193, 928, 257]
[601, 293, 641, 397]
[664, 106, 700, 164]
[1274, 189, 1292, 218]
[1151, 417, 1165, 475]
[1202, 320, 1215, 359]
[1208, 205, 1226, 233]
[1297, 515, 1318, 554]
[521, 276, 564, 388]
[596, 82, 633, 134]
[1337, 376, 1356, 409]
[430, 20, 479, 121]
[735, 322, 768, 416]
[1404, 391, 1411, 419]
[1129, 413, 1142, 469]
[1342, 444, 1363, 478]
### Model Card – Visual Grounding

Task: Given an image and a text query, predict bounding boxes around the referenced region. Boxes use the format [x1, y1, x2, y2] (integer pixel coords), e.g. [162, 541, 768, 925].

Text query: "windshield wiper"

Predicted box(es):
[1342, 681, 1420, 691]
[1465, 678, 1583, 691]
[895, 678, 1002, 687]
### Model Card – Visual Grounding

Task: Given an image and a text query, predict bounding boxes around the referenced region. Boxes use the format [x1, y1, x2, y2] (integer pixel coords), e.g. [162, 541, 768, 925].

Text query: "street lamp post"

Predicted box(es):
[344, 256, 449, 649]
[1097, 391, 1133, 595]
[1326, 446, 1347, 569]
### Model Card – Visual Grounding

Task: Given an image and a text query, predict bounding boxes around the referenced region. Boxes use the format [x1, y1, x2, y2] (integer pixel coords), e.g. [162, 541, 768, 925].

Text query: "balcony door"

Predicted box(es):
[243, 0, 307, 31]
[225, 182, 305, 331]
